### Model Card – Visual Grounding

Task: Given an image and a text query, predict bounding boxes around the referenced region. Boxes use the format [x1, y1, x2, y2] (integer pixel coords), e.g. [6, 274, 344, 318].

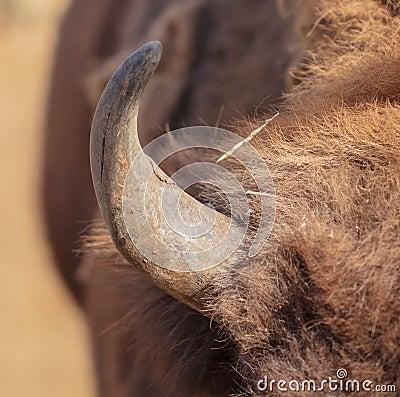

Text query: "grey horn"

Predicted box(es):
[90, 41, 244, 315]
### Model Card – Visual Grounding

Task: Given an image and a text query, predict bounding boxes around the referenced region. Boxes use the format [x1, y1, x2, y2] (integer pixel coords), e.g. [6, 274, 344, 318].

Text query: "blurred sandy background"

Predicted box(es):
[0, 1, 95, 396]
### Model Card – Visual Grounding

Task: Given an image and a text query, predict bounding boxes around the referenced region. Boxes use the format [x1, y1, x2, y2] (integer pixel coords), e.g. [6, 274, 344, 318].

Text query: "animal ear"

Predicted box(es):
[84, 51, 131, 113]
[84, 0, 204, 145]
[137, 0, 204, 145]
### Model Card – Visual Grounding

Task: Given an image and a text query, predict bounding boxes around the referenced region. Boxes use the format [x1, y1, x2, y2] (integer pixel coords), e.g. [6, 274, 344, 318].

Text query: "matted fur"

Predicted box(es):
[81, 1, 400, 396]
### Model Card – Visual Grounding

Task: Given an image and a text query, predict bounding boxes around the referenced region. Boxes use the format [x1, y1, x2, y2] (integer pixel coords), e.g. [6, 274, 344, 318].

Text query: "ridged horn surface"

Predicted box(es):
[90, 41, 244, 314]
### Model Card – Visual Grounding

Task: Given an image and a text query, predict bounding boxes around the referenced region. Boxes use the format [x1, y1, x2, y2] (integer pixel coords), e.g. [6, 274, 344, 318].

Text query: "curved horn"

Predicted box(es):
[90, 41, 244, 314]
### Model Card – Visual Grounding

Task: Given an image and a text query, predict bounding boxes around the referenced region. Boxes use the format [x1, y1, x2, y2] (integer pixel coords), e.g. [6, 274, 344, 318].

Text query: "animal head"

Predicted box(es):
[85, 1, 400, 395]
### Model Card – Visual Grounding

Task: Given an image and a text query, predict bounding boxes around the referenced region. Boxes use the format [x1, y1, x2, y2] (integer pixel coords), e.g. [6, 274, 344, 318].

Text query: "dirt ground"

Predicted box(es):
[0, 1, 95, 396]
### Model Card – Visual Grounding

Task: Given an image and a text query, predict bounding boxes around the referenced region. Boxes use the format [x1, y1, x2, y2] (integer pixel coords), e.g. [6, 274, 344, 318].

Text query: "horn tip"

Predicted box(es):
[135, 40, 163, 68]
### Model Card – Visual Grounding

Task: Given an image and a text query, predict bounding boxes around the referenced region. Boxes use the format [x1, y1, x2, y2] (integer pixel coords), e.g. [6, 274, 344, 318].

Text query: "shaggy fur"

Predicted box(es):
[81, 0, 400, 396]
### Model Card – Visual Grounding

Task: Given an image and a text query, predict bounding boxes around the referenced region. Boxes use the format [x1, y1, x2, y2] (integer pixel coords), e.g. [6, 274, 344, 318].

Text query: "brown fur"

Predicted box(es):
[77, 0, 400, 396]
[212, 0, 400, 394]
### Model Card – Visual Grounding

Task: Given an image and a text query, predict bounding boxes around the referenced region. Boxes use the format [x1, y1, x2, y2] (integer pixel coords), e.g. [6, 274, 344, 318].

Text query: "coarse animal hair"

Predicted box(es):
[80, 0, 400, 396]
